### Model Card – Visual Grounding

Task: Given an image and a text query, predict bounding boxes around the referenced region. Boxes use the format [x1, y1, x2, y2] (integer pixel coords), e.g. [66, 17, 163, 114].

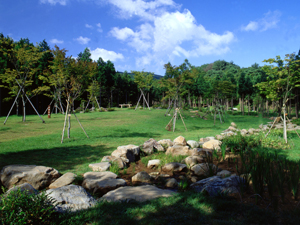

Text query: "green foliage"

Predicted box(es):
[0, 188, 58, 225]
[109, 161, 120, 176]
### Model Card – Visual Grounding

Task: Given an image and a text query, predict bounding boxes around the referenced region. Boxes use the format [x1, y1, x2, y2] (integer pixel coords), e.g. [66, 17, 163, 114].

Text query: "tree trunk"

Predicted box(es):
[296, 88, 299, 119]
[283, 106, 287, 143]
[289, 98, 292, 118]
[248, 95, 250, 116]
[22, 95, 26, 122]
[266, 100, 269, 117]
[241, 94, 244, 115]
[68, 107, 71, 139]
[188, 91, 191, 108]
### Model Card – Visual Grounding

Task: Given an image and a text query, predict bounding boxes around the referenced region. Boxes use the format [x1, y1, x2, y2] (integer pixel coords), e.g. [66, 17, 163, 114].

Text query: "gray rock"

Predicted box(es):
[0, 165, 60, 190]
[165, 178, 178, 188]
[6, 183, 38, 196]
[132, 171, 152, 183]
[173, 136, 187, 146]
[162, 162, 187, 172]
[112, 157, 126, 169]
[142, 138, 164, 154]
[101, 156, 113, 162]
[49, 172, 77, 189]
[158, 139, 173, 150]
[187, 140, 199, 148]
[82, 171, 126, 195]
[100, 185, 175, 202]
[182, 156, 203, 167]
[202, 140, 222, 151]
[190, 175, 243, 196]
[216, 170, 232, 178]
[89, 162, 111, 172]
[46, 185, 96, 212]
[111, 145, 140, 163]
[191, 163, 217, 177]
[199, 137, 215, 142]
[166, 145, 190, 156]
[147, 159, 161, 169]
[231, 122, 237, 128]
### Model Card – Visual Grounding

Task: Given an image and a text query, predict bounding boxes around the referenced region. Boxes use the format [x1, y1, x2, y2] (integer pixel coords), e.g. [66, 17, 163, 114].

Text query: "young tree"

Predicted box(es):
[257, 54, 300, 143]
[0, 36, 45, 122]
[132, 70, 154, 110]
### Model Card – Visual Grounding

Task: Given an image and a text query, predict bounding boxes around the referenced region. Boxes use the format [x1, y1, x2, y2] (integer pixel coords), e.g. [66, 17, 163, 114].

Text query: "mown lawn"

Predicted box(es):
[0, 108, 273, 174]
[1, 108, 300, 224]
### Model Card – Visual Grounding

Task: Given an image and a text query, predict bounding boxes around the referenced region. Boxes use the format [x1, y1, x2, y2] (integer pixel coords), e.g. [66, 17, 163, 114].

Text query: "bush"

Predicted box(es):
[107, 108, 115, 112]
[0, 188, 58, 225]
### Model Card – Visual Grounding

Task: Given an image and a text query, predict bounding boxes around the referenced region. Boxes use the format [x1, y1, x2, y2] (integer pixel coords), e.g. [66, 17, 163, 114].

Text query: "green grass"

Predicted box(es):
[0, 108, 270, 174]
[2, 108, 300, 224]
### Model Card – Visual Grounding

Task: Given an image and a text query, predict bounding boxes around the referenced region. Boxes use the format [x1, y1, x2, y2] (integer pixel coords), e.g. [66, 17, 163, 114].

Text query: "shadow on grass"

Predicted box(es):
[0, 144, 114, 173]
[95, 128, 160, 139]
[62, 191, 284, 225]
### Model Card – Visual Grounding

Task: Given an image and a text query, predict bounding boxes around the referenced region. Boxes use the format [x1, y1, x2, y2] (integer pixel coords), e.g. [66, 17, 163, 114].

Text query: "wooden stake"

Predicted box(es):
[73, 111, 89, 138]
[61, 98, 69, 143]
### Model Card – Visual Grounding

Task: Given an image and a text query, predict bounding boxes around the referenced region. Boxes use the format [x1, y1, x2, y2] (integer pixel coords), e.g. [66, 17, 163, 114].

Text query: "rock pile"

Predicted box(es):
[0, 134, 243, 213]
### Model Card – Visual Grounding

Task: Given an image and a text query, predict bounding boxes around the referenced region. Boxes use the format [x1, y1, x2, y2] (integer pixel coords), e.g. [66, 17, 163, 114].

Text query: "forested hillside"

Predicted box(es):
[1, 33, 299, 119]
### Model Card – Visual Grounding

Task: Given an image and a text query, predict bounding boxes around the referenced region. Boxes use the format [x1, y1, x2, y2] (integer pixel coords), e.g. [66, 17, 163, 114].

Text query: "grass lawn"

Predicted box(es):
[1, 108, 300, 224]
[0, 108, 273, 174]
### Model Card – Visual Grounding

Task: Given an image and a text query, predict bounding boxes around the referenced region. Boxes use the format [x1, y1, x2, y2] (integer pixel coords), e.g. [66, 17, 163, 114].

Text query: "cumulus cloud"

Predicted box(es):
[110, 8, 234, 67]
[242, 10, 281, 32]
[85, 24, 93, 29]
[90, 48, 124, 62]
[75, 36, 91, 44]
[40, 0, 67, 5]
[50, 38, 64, 44]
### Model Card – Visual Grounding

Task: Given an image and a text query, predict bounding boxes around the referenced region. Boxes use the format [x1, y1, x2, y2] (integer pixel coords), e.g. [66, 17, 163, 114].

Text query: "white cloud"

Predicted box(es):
[242, 10, 281, 32]
[40, 0, 67, 5]
[85, 24, 93, 29]
[242, 21, 258, 31]
[110, 8, 234, 67]
[90, 48, 124, 62]
[75, 36, 91, 45]
[96, 23, 103, 32]
[50, 38, 64, 44]
[107, 0, 178, 20]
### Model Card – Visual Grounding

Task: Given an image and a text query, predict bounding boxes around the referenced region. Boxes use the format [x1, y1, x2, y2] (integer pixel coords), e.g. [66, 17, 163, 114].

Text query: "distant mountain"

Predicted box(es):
[116, 71, 163, 80]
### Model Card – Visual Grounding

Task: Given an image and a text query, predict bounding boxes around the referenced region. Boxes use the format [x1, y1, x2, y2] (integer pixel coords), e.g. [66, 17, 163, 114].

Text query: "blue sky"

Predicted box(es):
[1, 0, 299, 75]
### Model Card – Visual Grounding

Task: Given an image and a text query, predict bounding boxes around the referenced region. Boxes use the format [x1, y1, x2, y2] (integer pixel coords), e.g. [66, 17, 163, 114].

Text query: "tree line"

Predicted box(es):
[0, 33, 299, 120]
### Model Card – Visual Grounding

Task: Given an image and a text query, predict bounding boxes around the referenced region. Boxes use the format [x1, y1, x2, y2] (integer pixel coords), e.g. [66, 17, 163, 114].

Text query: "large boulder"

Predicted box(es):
[100, 185, 175, 202]
[158, 139, 173, 150]
[46, 185, 97, 212]
[0, 165, 60, 190]
[142, 138, 164, 154]
[191, 163, 217, 177]
[89, 162, 111, 172]
[173, 136, 187, 146]
[82, 171, 126, 195]
[49, 172, 77, 189]
[190, 175, 242, 196]
[111, 145, 140, 163]
[162, 162, 187, 172]
[202, 140, 222, 151]
[166, 145, 190, 156]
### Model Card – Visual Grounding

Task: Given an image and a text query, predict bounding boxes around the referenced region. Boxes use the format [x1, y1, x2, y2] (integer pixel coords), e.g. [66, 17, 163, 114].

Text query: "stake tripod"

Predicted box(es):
[4, 79, 45, 124]
[165, 107, 187, 132]
[265, 103, 300, 143]
[135, 88, 151, 111]
[61, 97, 89, 143]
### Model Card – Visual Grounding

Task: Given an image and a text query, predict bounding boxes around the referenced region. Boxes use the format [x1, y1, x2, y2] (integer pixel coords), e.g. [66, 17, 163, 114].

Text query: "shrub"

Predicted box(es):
[0, 187, 58, 225]
[107, 108, 115, 112]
